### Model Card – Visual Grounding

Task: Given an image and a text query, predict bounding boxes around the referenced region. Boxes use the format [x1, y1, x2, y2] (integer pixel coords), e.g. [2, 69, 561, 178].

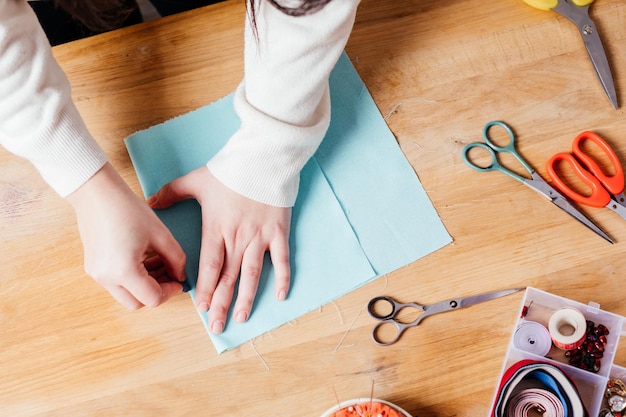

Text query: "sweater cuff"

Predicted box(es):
[207, 82, 330, 207]
[206, 0, 359, 207]
[25, 105, 108, 198]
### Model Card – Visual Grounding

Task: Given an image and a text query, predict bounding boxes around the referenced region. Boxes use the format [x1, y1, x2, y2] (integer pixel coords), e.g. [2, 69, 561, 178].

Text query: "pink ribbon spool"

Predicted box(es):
[506, 388, 564, 417]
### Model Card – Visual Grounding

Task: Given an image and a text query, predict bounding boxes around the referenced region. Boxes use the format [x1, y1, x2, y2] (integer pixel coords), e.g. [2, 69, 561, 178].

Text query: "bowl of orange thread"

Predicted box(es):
[320, 398, 412, 417]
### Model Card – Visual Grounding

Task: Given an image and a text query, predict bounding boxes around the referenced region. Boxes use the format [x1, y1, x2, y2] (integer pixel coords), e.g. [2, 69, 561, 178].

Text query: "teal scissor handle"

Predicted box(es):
[462, 121, 534, 183]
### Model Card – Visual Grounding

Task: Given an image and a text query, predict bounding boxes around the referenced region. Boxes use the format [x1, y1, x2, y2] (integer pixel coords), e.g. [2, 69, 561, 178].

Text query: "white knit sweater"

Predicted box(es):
[0, 0, 359, 206]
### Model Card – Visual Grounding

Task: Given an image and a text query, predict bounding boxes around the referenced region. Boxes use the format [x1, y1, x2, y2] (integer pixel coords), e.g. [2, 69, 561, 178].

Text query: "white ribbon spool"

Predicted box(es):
[514, 321, 552, 356]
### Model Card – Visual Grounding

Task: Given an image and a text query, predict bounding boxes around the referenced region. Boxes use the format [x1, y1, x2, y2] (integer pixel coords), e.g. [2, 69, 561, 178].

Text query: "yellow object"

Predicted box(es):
[523, 0, 593, 11]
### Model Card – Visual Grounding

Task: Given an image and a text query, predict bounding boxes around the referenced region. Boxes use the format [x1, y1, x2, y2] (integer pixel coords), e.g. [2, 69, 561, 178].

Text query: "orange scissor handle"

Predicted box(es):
[572, 131, 625, 196]
[547, 152, 611, 208]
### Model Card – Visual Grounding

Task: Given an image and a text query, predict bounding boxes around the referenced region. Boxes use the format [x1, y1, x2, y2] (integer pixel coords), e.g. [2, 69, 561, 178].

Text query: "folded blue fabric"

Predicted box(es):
[125, 53, 452, 353]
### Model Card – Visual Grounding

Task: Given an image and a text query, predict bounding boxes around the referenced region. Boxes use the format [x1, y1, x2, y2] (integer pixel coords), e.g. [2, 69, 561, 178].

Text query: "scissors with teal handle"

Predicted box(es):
[523, 0, 618, 109]
[368, 288, 526, 346]
[463, 121, 613, 244]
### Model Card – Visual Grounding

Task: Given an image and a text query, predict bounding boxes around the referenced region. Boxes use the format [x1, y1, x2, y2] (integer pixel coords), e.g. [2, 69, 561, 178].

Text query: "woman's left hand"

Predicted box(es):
[147, 167, 292, 334]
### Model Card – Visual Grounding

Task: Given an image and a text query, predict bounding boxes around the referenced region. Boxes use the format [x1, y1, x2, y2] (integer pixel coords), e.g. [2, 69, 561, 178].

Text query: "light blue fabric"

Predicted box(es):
[125, 53, 452, 353]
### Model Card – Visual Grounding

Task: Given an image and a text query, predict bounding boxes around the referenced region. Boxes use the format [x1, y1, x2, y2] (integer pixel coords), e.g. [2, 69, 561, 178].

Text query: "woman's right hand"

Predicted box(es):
[67, 163, 187, 309]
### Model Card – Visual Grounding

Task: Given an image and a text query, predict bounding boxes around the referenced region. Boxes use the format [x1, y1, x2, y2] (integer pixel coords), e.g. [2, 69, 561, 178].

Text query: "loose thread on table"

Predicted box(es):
[377, 274, 389, 296]
[333, 386, 343, 411]
[408, 141, 437, 153]
[383, 99, 437, 121]
[333, 307, 363, 353]
[332, 274, 389, 353]
[248, 339, 270, 371]
[330, 300, 344, 326]
[384, 103, 402, 120]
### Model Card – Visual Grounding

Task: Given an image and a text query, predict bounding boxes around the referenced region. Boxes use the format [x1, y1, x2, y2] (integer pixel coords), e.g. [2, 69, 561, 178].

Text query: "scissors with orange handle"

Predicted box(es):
[463, 121, 613, 244]
[547, 131, 626, 220]
[522, 0, 618, 109]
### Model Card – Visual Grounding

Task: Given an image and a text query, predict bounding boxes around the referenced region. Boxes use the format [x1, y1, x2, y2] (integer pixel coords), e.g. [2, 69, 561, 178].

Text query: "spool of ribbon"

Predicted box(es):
[548, 308, 587, 350]
[514, 321, 552, 356]
[506, 388, 564, 417]
[491, 360, 588, 417]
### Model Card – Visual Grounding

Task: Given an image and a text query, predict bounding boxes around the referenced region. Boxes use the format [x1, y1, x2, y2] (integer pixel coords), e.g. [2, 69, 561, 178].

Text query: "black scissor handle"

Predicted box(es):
[367, 296, 399, 320]
[368, 296, 428, 346]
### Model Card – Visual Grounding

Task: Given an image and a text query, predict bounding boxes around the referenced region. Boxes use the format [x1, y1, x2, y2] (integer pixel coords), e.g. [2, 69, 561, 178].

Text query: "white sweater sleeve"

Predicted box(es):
[206, 0, 360, 207]
[0, 0, 108, 198]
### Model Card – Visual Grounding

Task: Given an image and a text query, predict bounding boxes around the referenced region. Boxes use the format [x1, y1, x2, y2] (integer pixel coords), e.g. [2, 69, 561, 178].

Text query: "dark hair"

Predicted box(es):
[265, 0, 333, 16]
[247, 0, 333, 39]
[54, 0, 136, 32]
[56, 0, 332, 33]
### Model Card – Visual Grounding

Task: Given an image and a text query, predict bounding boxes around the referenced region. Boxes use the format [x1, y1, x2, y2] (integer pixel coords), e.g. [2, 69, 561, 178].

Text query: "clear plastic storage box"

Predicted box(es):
[490, 287, 626, 416]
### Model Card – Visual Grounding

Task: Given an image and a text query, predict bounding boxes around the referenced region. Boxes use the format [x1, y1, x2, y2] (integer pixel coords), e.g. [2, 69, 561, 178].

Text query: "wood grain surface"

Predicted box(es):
[3, 0, 626, 415]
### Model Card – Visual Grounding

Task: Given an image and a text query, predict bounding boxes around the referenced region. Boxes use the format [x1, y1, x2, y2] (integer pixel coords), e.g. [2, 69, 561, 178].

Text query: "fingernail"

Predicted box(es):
[146, 195, 156, 205]
[198, 301, 209, 312]
[175, 267, 186, 282]
[181, 281, 191, 293]
[211, 320, 224, 334]
[277, 290, 287, 301]
[235, 311, 248, 323]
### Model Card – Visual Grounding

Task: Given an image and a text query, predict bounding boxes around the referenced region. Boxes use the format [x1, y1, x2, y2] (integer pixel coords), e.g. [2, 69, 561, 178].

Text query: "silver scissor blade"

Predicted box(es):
[525, 174, 614, 244]
[458, 288, 526, 309]
[579, 20, 618, 109]
[552, 195, 614, 243]
[554, 1, 618, 108]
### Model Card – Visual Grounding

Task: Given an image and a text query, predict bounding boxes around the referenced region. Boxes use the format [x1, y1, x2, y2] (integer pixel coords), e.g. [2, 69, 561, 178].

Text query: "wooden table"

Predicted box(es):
[3, 0, 626, 415]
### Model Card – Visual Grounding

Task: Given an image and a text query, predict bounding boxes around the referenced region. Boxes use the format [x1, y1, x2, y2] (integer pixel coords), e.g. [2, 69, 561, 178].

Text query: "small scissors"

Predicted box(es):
[522, 0, 618, 109]
[368, 288, 525, 346]
[547, 131, 626, 220]
[462, 121, 613, 244]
